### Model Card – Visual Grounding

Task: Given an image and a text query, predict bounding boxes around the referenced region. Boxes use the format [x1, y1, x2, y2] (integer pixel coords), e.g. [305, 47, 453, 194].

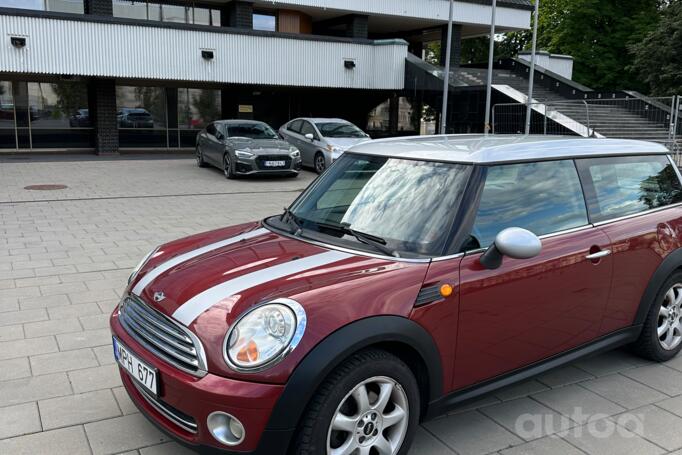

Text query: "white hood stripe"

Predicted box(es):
[132, 228, 268, 296]
[172, 250, 352, 326]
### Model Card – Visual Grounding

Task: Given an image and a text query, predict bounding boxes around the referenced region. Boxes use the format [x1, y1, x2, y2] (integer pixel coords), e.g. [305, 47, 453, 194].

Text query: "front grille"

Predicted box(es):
[255, 155, 292, 170]
[132, 380, 198, 434]
[119, 296, 207, 377]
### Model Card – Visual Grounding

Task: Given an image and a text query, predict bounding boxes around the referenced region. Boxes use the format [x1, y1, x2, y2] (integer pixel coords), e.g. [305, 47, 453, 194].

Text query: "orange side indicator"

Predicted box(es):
[236, 340, 259, 363]
[440, 284, 454, 298]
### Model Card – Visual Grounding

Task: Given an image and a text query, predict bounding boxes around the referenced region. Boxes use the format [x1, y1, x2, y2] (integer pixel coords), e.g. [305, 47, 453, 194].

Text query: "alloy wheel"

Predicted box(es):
[658, 283, 682, 350]
[224, 155, 231, 178]
[327, 376, 409, 455]
[315, 154, 326, 174]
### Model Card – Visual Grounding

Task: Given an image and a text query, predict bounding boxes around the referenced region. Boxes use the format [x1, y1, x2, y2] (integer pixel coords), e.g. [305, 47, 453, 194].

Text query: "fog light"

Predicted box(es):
[207, 412, 245, 446]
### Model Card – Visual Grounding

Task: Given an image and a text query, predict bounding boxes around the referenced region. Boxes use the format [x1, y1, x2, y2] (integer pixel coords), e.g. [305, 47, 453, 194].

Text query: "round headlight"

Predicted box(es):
[224, 299, 306, 371]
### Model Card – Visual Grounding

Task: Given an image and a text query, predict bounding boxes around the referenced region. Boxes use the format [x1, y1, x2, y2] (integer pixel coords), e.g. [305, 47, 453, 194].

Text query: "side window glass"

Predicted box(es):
[288, 120, 303, 133]
[577, 155, 682, 222]
[206, 124, 216, 136]
[300, 121, 317, 139]
[468, 160, 589, 250]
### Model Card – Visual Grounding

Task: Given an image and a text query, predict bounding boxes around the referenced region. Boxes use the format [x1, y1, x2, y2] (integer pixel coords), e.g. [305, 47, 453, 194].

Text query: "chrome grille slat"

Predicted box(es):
[132, 381, 198, 434]
[121, 312, 200, 368]
[119, 296, 207, 377]
[124, 307, 197, 356]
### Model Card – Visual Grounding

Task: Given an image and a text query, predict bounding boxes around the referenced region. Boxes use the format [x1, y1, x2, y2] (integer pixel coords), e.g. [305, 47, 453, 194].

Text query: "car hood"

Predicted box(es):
[126, 222, 428, 379]
[326, 137, 371, 150]
[228, 138, 292, 154]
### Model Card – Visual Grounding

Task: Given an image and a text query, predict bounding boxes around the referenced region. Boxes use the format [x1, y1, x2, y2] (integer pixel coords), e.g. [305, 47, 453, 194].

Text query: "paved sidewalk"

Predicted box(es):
[2, 157, 682, 454]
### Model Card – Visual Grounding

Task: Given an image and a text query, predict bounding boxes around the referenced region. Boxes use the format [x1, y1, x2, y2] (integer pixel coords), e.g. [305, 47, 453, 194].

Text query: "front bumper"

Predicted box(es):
[110, 312, 287, 453]
[235, 154, 302, 176]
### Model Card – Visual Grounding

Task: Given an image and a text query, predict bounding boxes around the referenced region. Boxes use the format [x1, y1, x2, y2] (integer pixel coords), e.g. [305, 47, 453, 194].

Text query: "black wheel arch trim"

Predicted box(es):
[264, 315, 443, 433]
[634, 247, 682, 327]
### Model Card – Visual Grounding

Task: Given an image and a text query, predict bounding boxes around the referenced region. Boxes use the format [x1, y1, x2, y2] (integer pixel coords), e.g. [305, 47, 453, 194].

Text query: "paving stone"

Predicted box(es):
[69, 289, 119, 304]
[424, 410, 523, 455]
[408, 428, 454, 455]
[499, 435, 584, 455]
[0, 373, 72, 407]
[0, 402, 42, 439]
[533, 384, 626, 424]
[562, 418, 665, 455]
[621, 364, 682, 396]
[23, 318, 82, 338]
[615, 405, 682, 451]
[447, 394, 501, 415]
[19, 294, 71, 310]
[85, 413, 168, 455]
[0, 336, 58, 360]
[68, 363, 122, 393]
[0, 324, 24, 341]
[112, 386, 139, 415]
[94, 344, 116, 365]
[39, 389, 121, 430]
[580, 374, 667, 409]
[139, 442, 198, 455]
[47, 302, 102, 320]
[80, 313, 111, 330]
[573, 349, 646, 377]
[0, 308, 48, 327]
[30, 348, 99, 375]
[56, 328, 111, 351]
[0, 357, 32, 381]
[536, 365, 595, 388]
[0, 425, 91, 455]
[656, 394, 682, 417]
[481, 397, 574, 441]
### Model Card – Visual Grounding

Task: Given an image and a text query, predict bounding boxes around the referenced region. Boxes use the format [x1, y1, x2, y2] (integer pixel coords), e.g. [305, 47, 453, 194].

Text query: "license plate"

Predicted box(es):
[113, 337, 158, 395]
[264, 160, 285, 167]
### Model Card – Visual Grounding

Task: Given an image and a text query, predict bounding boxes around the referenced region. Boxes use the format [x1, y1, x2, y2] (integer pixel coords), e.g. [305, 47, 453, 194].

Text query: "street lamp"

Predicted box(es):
[525, 0, 540, 135]
[440, 0, 455, 135]
[483, 0, 497, 135]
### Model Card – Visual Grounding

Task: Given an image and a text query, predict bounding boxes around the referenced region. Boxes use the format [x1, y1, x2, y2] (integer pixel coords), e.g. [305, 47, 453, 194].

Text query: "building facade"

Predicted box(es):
[0, 0, 532, 154]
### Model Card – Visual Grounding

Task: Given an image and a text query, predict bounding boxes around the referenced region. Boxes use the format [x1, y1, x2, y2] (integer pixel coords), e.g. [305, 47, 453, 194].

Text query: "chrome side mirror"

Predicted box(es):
[305, 133, 314, 141]
[480, 227, 542, 270]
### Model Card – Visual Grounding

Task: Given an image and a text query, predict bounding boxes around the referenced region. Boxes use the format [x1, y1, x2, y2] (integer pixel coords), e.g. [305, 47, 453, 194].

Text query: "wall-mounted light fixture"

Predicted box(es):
[344, 59, 356, 69]
[201, 50, 214, 60]
[10, 36, 26, 48]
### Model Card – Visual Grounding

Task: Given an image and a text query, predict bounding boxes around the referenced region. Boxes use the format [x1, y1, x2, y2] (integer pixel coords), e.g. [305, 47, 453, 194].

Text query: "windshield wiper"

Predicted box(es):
[315, 221, 399, 258]
[280, 207, 302, 236]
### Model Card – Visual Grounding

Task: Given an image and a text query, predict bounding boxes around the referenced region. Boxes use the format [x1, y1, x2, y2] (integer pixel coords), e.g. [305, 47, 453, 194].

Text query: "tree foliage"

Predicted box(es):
[629, 0, 682, 95]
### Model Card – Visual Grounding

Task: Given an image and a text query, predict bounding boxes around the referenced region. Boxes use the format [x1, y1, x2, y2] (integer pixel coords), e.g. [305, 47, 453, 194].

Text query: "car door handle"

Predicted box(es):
[586, 250, 611, 260]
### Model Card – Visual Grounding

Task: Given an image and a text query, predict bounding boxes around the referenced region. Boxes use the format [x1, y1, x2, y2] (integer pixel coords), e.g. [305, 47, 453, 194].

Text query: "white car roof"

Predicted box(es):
[347, 135, 670, 164]
[296, 118, 351, 124]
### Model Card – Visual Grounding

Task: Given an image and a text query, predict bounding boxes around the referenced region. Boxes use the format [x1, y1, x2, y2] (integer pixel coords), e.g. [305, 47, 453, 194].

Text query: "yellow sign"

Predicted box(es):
[238, 105, 254, 113]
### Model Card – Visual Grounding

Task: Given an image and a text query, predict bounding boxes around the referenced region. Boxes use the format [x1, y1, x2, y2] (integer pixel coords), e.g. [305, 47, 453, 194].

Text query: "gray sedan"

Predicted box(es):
[196, 120, 302, 179]
[279, 118, 371, 174]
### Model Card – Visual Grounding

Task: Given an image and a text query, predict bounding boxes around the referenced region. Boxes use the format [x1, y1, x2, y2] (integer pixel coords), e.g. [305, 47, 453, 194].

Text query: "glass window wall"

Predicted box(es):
[116, 85, 167, 148]
[112, 1, 220, 26]
[0, 0, 84, 13]
[253, 12, 276, 31]
[177, 88, 221, 147]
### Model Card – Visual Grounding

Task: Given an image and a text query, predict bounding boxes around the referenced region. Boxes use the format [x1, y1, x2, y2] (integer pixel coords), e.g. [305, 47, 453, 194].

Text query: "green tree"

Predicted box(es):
[534, 0, 661, 90]
[629, 0, 682, 95]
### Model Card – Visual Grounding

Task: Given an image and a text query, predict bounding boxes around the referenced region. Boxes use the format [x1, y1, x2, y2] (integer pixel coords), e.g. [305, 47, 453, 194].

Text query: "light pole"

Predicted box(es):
[440, 0, 455, 135]
[525, 0, 540, 135]
[483, 0, 497, 135]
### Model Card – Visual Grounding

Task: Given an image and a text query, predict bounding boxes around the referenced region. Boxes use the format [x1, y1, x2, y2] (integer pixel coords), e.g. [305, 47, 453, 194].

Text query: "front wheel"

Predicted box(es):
[633, 271, 682, 362]
[314, 152, 327, 174]
[294, 349, 419, 455]
[196, 146, 207, 168]
[223, 154, 236, 180]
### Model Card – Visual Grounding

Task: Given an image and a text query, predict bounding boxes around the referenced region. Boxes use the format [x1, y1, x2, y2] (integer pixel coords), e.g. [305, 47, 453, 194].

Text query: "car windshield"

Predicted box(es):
[227, 123, 278, 139]
[284, 153, 472, 257]
[315, 122, 367, 138]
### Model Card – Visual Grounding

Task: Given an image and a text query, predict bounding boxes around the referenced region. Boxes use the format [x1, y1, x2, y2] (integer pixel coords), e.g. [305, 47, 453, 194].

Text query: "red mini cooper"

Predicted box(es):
[111, 135, 682, 454]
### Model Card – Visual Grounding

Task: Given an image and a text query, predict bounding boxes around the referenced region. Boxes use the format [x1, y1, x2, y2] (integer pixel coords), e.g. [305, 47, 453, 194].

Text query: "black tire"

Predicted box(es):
[294, 349, 420, 455]
[196, 146, 207, 168]
[223, 154, 236, 180]
[633, 271, 682, 362]
[314, 152, 326, 174]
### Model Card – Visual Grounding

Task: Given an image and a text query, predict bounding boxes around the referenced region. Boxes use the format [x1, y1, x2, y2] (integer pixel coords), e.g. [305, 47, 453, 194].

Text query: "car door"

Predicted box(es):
[298, 120, 322, 165]
[283, 120, 307, 164]
[203, 123, 222, 166]
[575, 155, 682, 336]
[453, 159, 613, 390]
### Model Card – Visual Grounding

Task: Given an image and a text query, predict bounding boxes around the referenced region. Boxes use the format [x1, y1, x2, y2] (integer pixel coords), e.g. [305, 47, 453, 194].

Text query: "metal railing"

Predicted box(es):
[493, 95, 682, 161]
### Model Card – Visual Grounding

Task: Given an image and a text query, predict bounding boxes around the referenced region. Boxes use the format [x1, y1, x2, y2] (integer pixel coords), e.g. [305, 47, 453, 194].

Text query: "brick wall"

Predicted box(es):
[346, 15, 369, 39]
[222, 0, 254, 29]
[88, 79, 118, 155]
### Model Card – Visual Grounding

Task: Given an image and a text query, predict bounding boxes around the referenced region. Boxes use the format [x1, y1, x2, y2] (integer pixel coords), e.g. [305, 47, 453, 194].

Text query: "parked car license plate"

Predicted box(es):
[113, 337, 158, 395]
[264, 160, 285, 167]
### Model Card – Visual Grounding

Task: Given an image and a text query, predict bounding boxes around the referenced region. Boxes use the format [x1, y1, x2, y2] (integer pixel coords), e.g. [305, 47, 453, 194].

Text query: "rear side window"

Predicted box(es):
[299, 121, 317, 138]
[467, 160, 589, 249]
[576, 155, 682, 222]
[287, 120, 303, 133]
